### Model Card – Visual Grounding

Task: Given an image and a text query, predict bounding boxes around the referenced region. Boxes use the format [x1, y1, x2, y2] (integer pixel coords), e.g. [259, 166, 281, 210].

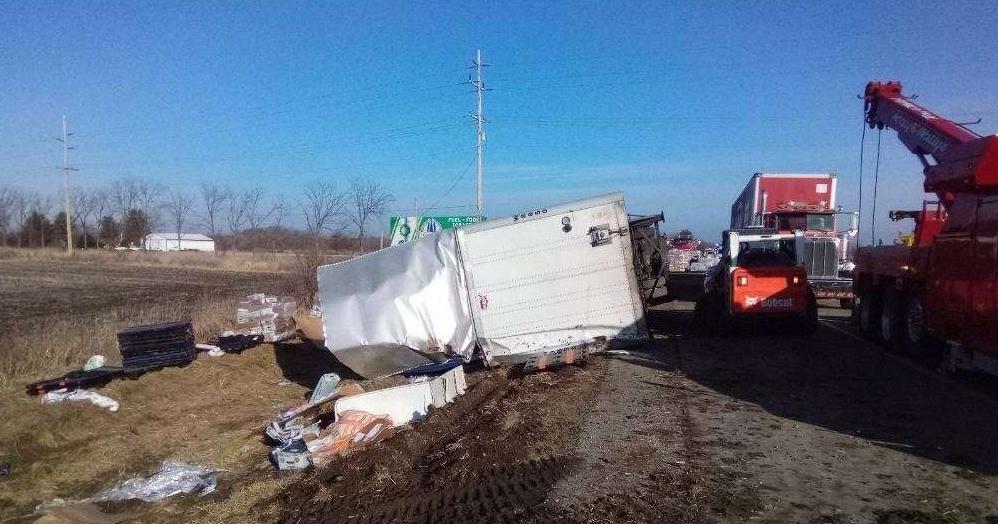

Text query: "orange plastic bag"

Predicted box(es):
[304, 410, 394, 462]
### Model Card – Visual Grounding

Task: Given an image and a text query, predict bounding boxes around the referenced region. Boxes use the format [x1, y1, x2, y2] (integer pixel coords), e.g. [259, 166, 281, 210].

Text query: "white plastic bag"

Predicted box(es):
[83, 355, 105, 371]
[91, 460, 217, 502]
[43, 388, 119, 412]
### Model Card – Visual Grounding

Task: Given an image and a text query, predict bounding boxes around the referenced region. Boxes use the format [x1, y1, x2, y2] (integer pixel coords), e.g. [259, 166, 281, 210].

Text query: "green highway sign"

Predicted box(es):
[388, 216, 479, 245]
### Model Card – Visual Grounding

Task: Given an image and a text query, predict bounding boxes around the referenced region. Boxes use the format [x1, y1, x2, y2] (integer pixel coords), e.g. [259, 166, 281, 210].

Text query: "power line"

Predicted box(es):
[423, 151, 478, 214]
[71, 91, 463, 149]
[75, 120, 467, 171]
[75, 76, 464, 139]
[485, 21, 975, 70]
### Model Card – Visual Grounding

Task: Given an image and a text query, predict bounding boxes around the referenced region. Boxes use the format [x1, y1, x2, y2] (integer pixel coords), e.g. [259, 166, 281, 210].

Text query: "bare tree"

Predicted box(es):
[226, 189, 250, 235]
[199, 182, 227, 238]
[0, 185, 16, 247]
[29, 194, 51, 247]
[12, 189, 31, 247]
[271, 197, 288, 228]
[93, 189, 110, 248]
[73, 188, 98, 249]
[165, 189, 195, 250]
[135, 179, 162, 237]
[110, 178, 140, 244]
[348, 179, 395, 251]
[301, 180, 346, 249]
[245, 186, 276, 230]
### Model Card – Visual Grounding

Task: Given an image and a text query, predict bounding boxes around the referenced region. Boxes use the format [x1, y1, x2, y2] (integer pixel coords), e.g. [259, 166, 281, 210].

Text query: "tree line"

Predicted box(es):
[0, 177, 395, 252]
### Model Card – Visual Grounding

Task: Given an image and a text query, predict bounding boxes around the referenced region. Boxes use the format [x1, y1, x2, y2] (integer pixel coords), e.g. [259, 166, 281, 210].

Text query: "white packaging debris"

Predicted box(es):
[334, 382, 433, 427]
[426, 365, 466, 408]
[334, 366, 466, 426]
[667, 248, 697, 272]
[43, 388, 119, 412]
[91, 460, 217, 502]
[83, 355, 105, 371]
[196, 343, 225, 357]
[309, 373, 341, 404]
[233, 293, 297, 342]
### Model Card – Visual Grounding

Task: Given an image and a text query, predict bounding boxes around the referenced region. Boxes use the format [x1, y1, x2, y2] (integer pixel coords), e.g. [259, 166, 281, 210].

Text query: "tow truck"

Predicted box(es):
[696, 228, 818, 333]
[855, 81, 998, 375]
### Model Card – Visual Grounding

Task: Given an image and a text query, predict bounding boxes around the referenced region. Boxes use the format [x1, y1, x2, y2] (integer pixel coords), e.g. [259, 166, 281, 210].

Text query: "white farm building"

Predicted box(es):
[144, 233, 216, 252]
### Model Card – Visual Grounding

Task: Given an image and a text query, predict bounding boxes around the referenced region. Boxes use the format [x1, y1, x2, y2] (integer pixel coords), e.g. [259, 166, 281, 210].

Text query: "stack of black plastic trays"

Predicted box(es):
[117, 321, 196, 369]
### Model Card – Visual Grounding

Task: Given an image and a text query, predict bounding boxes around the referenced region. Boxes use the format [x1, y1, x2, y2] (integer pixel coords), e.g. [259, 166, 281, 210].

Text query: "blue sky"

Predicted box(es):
[1, 1, 996, 241]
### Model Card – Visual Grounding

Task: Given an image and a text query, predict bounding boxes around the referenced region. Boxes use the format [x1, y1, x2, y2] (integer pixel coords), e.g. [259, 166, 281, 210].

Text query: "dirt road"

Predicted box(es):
[287, 303, 998, 523]
[545, 304, 998, 523]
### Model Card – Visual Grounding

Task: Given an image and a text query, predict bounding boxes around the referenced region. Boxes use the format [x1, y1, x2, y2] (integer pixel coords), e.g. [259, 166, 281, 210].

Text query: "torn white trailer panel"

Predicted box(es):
[316, 230, 475, 378]
[334, 366, 467, 427]
[455, 192, 648, 364]
[333, 381, 432, 427]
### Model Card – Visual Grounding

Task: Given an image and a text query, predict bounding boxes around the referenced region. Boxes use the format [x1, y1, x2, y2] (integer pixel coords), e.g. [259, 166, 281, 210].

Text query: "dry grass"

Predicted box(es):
[0, 339, 325, 522]
[2, 298, 236, 386]
[0, 287, 351, 521]
[0, 248, 347, 521]
[0, 247, 354, 274]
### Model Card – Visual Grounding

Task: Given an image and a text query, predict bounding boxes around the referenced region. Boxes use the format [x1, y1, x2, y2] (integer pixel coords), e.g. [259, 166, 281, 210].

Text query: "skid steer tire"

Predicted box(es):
[694, 292, 728, 335]
[803, 292, 820, 335]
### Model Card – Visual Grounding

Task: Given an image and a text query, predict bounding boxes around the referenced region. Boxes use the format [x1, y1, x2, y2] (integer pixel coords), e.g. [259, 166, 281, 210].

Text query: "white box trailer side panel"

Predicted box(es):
[455, 193, 648, 363]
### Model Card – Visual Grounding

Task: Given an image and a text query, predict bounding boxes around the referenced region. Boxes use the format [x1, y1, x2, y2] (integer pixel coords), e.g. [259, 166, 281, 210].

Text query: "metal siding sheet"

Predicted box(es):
[316, 229, 476, 378]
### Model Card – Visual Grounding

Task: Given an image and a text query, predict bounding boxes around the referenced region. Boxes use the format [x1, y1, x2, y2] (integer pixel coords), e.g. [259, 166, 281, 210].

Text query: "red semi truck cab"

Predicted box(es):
[731, 173, 858, 305]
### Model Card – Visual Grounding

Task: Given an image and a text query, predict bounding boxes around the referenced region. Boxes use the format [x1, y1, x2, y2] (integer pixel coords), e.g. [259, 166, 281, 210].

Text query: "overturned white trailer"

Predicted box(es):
[316, 192, 648, 377]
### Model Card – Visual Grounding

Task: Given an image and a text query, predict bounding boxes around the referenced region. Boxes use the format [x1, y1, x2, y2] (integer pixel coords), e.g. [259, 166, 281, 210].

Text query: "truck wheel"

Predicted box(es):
[694, 292, 728, 335]
[858, 289, 881, 338]
[799, 292, 819, 335]
[880, 288, 905, 352]
[902, 290, 940, 356]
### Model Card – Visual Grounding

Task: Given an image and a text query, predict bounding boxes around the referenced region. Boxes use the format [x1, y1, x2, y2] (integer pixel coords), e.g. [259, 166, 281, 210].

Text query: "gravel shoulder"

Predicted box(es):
[547, 304, 998, 523]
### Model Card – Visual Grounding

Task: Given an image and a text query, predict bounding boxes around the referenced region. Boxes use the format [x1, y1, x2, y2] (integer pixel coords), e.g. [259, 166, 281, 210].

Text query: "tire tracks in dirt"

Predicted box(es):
[541, 340, 753, 523]
[283, 362, 605, 524]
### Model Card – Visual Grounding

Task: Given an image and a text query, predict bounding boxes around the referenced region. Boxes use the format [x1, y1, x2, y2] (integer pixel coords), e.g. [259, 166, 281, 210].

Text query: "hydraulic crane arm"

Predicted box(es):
[864, 81, 998, 204]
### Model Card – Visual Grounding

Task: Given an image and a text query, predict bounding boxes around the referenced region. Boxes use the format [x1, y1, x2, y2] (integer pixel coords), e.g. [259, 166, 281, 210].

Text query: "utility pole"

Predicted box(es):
[57, 115, 78, 255]
[413, 197, 420, 240]
[469, 49, 487, 221]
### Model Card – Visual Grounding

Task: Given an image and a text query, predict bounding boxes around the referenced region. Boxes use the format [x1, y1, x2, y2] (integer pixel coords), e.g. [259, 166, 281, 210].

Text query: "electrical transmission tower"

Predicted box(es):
[468, 49, 488, 220]
[56, 115, 78, 255]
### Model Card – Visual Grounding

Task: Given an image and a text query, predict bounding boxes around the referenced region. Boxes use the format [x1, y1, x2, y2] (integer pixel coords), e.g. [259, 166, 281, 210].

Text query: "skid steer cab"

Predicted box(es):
[695, 229, 818, 334]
